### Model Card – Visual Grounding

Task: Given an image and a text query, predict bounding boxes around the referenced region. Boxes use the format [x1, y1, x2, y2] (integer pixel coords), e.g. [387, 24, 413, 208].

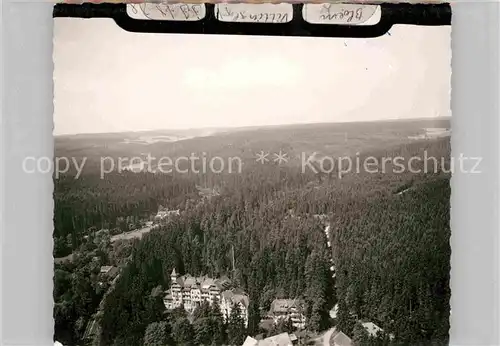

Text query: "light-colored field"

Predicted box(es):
[123, 135, 193, 145]
[408, 127, 450, 140]
[54, 253, 75, 264]
[110, 226, 154, 243]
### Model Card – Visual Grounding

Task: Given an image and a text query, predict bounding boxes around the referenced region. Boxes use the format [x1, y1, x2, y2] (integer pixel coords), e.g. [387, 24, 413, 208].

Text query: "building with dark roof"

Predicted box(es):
[267, 299, 306, 330]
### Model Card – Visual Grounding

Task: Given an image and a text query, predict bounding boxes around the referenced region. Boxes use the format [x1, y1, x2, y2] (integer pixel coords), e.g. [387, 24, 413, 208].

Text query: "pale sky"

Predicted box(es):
[53, 18, 451, 135]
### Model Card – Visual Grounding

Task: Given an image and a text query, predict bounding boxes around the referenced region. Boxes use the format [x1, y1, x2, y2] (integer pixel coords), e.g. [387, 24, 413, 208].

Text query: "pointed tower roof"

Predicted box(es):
[171, 268, 177, 276]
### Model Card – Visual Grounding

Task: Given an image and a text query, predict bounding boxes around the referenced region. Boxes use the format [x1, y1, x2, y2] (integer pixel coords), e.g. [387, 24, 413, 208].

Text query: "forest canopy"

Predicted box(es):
[54, 120, 451, 346]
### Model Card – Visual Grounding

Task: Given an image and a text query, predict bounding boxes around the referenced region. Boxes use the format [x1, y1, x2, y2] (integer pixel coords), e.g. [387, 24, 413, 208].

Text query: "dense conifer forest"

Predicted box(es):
[53, 120, 451, 346]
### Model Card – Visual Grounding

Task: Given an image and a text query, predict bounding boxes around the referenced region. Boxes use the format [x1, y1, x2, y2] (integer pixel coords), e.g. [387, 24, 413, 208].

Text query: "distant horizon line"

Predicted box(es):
[54, 115, 452, 137]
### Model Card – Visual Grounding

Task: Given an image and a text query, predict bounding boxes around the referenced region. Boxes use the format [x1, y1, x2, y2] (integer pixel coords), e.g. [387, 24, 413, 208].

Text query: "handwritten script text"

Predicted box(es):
[319, 4, 364, 23]
[216, 4, 292, 23]
[128, 3, 204, 21]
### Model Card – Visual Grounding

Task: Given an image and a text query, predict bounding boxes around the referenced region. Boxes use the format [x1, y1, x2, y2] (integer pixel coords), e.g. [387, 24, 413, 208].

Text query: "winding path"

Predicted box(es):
[324, 224, 335, 277]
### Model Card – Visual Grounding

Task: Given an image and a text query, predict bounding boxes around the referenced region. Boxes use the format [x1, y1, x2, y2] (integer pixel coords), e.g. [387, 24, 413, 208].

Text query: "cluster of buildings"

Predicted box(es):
[154, 207, 180, 222]
[163, 268, 311, 335]
[163, 270, 388, 346]
[265, 299, 307, 330]
[242, 328, 354, 346]
[164, 268, 249, 326]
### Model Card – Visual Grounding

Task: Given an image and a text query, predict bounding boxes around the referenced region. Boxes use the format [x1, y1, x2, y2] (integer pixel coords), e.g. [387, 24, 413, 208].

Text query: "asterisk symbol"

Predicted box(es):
[273, 151, 288, 165]
[255, 151, 269, 164]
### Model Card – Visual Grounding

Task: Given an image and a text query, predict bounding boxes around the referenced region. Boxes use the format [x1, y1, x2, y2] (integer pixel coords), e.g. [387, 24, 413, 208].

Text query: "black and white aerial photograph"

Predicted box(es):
[52, 9, 452, 346]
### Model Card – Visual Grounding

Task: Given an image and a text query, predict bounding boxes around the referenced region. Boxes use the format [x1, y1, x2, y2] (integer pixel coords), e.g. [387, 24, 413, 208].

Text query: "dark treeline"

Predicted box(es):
[54, 136, 450, 255]
[54, 137, 451, 346]
[332, 177, 451, 345]
[53, 172, 198, 256]
[99, 186, 336, 345]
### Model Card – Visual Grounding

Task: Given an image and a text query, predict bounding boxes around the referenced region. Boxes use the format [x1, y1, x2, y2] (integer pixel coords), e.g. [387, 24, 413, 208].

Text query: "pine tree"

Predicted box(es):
[193, 300, 212, 320]
[143, 321, 171, 346]
[336, 300, 356, 336]
[209, 297, 226, 345]
[172, 318, 194, 346]
[352, 322, 370, 346]
[227, 303, 246, 346]
[247, 298, 261, 335]
[272, 317, 294, 335]
[193, 317, 212, 346]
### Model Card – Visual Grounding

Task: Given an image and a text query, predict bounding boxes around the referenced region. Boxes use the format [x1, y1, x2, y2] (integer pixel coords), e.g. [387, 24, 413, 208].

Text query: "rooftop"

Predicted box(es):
[156, 209, 180, 219]
[269, 299, 305, 314]
[222, 289, 250, 308]
[99, 266, 119, 279]
[242, 336, 258, 346]
[169, 269, 232, 291]
[332, 331, 352, 346]
[361, 322, 383, 337]
[259, 333, 294, 346]
[242, 333, 295, 346]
